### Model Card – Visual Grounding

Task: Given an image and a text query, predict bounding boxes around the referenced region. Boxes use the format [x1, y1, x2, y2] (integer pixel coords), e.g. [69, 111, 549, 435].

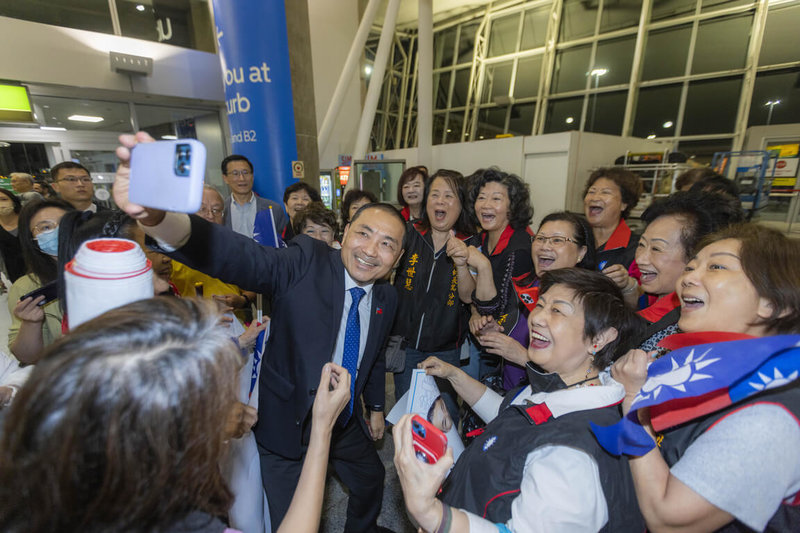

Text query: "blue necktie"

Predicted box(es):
[339, 287, 365, 426]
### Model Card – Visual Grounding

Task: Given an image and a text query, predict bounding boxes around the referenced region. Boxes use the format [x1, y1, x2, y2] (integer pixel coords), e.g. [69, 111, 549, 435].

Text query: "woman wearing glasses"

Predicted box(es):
[7, 199, 74, 363]
[465, 211, 595, 389]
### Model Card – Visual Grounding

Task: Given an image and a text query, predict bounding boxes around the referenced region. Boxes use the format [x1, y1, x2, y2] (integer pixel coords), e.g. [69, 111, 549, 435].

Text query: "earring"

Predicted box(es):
[586, 344, 598, 379]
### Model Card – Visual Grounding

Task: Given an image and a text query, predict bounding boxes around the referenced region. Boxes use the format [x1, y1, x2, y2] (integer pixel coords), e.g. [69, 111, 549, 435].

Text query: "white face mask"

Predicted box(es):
[0, 206, 14, 216]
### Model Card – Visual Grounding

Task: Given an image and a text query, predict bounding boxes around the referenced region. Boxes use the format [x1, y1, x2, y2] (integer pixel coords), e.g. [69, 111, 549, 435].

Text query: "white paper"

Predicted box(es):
[389, 369, 464, 461]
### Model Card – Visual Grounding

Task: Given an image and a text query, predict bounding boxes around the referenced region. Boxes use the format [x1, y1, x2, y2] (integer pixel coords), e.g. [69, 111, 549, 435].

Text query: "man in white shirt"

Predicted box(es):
[222, 155, 287, 238]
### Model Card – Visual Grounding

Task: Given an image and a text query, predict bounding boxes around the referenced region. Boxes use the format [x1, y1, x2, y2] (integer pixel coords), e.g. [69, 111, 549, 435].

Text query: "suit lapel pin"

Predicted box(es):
[376, 307, 383, 315]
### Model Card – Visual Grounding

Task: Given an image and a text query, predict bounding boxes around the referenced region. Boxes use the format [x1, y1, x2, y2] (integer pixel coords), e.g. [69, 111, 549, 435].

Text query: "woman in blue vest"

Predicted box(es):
[612, 223, 800, 532]
[394, 268, 646, 532]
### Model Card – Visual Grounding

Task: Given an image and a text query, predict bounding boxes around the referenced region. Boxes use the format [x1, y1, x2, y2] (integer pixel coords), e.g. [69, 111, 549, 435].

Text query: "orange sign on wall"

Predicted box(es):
[338, 166, 351, 186]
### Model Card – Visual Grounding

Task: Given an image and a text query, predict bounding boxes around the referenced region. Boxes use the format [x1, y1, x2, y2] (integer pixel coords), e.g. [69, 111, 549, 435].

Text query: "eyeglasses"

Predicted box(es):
[533, 234, 578, 247]
[58, 176, 93, 184]
[33, 220, 59, 235]
[226, 170, 251, 178]
[198, 206, 224, 217]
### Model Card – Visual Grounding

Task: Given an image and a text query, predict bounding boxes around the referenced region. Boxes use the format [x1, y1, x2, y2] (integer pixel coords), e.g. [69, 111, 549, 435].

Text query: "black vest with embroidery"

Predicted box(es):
[439, 382, 645, 531]
[659, 383, 800, 532]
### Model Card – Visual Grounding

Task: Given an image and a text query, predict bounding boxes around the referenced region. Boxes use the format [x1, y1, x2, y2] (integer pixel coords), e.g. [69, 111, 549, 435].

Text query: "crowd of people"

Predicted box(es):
[0, 129, 798, 533]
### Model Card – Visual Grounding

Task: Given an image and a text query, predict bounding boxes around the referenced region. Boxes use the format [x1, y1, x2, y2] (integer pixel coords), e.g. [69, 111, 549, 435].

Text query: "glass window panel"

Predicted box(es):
[116, 0, 215, 52]
[433, 113, 446, 144]
[508, 103, 535, 136]
[0, 143, 49, 177]
[451, 68, 471, 107]
[0, 0, 113, 34]
[642, 24, 692, 81]
[560, 0, 598, 41]
[552, 45, 592, 93]
[593, 36, 636, 87]
[676, 138, 732, 165]
[682, 77, 742, 135]
[599, 0, 643, 34]
[434, 27, 457, 68]
[544, 96, 584, 133]
[521, 7, 549, 50]
[445, 112, 464, 143]
[585, 91, 627, 135]
[633, 84, 682, 138]
[692, 14, 752, 74]
[482, 62, 514, 104]
[514, 55, 544, 99]
[651, 0, 697, 22]
[476, 108, 508, 140]
[488, 13, 520, 57]
[701, 0, 753, 13]
[457, 22, 480, 64]
[30, 95, 133, 132]
[759, 4, 800, 66]
[747, 68, 800, 127]
[434, 71, 452, 109]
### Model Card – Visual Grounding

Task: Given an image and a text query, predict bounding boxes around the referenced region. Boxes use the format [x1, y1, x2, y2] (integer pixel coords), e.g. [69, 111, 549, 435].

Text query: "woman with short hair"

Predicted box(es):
[395, 268, 646, 533]
[610, 224, 800, 532]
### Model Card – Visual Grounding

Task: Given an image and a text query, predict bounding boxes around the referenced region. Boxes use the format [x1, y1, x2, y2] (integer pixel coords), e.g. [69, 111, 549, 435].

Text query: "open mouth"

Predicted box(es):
[529, 330, 551, 349]
[681, 295, 704, 311]
[433, 209, 447, 222]
[587, 205, 603, 217]
[639, 270, 657, 284]
[480, 212, 496, 225]
[536, 256, 556, 270]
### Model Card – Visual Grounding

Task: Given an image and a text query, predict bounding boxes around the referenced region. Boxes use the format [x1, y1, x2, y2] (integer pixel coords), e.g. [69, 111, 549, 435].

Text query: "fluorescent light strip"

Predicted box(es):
[40, 126, 67, 131]
[68, 114, 104, 123]
[161, 135, 178, 140]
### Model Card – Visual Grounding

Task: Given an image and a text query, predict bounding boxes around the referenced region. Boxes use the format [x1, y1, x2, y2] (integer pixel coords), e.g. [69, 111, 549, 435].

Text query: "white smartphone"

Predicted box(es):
[129, 139, 206, 213]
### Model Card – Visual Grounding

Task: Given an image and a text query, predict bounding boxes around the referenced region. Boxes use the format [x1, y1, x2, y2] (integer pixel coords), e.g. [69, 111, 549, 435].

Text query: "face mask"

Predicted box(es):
[36, 227, 59, 257]
[0, 206, 14, 216]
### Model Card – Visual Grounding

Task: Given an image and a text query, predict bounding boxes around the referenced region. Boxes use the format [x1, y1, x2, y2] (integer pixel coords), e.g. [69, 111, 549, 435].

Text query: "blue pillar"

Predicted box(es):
[212, 0, 298, 204]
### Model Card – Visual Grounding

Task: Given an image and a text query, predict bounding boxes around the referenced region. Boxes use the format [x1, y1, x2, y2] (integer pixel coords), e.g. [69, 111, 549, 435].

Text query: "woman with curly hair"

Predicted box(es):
[464, 168, 533, 387]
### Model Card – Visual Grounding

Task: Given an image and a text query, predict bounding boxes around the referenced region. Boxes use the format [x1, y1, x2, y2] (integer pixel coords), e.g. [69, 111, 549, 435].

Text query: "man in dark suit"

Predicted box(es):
[114, 130, 405, 533]
[221, 154, 287, 238]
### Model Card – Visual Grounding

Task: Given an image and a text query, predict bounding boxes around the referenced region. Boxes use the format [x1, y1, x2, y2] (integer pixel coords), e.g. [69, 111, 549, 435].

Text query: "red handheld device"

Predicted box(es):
[411, 414, 448, 464]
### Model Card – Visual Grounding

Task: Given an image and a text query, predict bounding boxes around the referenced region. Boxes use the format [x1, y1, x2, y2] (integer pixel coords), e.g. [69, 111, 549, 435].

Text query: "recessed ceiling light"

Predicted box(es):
[161, 135, 178, 140]
[40, 126, 67, 131]
[662, 121, 673, 128]
[136, 4, 145, 11]
[565, 117, 574, 124]
[647, 134, 656, 139]
[68, 114, 104, 123]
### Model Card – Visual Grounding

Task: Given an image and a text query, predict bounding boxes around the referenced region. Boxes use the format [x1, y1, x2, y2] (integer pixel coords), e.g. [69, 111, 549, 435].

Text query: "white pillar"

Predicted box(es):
[417, 0, 433, 165]
[317, 0, 382, 156]
[353, 0, 402, 160]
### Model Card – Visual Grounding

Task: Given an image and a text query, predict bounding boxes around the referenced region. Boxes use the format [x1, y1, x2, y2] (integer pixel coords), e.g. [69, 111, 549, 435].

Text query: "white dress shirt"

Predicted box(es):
[330, 270, 373, 373]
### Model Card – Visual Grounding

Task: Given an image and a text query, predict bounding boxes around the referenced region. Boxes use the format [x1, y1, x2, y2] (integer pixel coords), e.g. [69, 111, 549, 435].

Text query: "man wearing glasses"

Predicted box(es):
[50, 162, 107, 213]
[221, 155, 287, 239]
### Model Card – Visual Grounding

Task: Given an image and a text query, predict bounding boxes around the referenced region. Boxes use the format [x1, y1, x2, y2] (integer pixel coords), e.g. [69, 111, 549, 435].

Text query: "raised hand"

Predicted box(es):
[113, 132, 167, 225]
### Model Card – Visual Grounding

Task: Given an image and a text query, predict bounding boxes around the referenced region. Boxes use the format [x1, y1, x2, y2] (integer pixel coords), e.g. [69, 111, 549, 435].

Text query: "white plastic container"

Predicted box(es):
[64, 238, 153, 329]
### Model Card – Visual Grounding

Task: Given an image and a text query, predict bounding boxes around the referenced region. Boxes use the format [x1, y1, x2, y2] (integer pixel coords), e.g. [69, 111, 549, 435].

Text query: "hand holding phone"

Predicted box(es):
[20, 281, 58, 307]
[411, 415, 448, 464]
[129, 139, 206, 213]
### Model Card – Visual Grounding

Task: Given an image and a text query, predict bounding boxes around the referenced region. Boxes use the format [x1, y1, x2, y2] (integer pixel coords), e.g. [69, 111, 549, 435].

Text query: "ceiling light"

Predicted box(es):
[590, 68, 608, 77]
[136, 4, 145, 11]
[40, 126, 66, 131]
[68, 114, 104, 123]
[161, 135, 177, 140]
[565, 117, 574, 124]
[446, 128, 452, 133]
[364, 65, 372, 76]
[662, 121, 673, 128]
[647, 134, 656, 139]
